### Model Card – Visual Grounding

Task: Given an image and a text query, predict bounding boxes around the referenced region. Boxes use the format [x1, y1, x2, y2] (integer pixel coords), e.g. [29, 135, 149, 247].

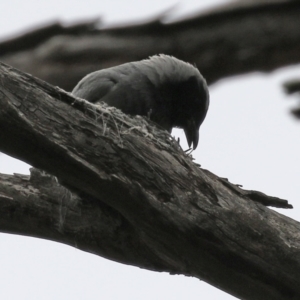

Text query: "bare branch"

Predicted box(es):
[1, 0, 300, 90]
[282, 79, 300, 118]
[0, 169, 167, 270]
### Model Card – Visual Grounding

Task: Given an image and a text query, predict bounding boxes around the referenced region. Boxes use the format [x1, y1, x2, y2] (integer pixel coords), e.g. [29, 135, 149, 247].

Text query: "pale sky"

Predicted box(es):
[1, 1, 299, 299]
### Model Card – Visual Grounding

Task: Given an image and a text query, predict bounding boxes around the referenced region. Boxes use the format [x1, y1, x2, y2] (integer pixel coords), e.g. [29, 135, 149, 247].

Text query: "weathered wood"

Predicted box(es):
[0, 61, 299, 300]
[1, 0, 300, 91]
[0, 169, 166, 270]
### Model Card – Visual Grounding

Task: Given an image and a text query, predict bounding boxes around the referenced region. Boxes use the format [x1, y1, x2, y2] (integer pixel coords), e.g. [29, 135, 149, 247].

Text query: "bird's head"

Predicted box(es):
[172, 75, 209, 150]
[148, 55, 209, 150]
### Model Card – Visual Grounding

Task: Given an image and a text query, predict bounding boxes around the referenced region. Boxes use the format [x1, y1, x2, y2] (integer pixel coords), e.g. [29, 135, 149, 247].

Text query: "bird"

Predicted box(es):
[72, 54, 209, 150]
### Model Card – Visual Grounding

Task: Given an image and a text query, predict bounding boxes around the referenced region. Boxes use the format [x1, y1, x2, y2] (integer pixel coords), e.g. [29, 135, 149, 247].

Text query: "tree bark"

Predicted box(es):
[0, 169, 166, 270]
[0, 61, 299, 300]
[1, 0, 300, 91]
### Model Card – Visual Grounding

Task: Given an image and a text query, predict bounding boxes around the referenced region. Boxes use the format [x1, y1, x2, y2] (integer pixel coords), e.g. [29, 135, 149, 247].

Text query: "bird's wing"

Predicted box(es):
[72, 71, 117, 103]
[72, 69, 153, 117]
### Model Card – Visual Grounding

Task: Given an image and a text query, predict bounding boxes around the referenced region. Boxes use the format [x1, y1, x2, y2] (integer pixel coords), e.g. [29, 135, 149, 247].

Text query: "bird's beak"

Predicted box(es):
[184, 119, 199, 150]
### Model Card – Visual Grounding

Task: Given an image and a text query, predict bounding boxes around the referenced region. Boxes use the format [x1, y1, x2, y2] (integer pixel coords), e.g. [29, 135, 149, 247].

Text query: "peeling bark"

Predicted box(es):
[0, 169, 166, 270]
[0, 61, 299, 300]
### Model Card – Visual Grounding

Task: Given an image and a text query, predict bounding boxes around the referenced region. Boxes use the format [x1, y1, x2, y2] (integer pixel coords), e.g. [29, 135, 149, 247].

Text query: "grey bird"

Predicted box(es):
[72, 55, 209, 150]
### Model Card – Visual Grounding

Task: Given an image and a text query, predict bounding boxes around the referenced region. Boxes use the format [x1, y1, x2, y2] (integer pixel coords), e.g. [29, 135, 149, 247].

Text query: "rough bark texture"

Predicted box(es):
[0, 169, 166, 270]
[0, 61, 299, 300]
[1, 0, 300, 91]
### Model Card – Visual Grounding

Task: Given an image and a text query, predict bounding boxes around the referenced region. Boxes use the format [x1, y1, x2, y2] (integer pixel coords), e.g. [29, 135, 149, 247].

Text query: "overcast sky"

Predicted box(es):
[1, 1, 300, 299]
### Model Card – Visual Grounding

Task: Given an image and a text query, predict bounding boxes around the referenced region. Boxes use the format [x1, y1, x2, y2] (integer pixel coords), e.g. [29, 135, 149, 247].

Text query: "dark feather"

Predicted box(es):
[72, 55, 209, 150]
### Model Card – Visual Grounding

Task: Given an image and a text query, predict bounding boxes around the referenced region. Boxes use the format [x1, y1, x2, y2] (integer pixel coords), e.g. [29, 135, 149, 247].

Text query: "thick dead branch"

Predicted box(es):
[0, 20, 100, 57]
[1, 0, 300, 90]
[0, 62, 299, 300]
[0, 169, 166, 270]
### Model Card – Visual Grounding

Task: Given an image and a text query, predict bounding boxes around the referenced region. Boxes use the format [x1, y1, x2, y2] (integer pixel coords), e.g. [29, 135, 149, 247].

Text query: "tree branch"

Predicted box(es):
[0, 169, 167, 270]
[0, 61, 299, 300]
[283, 79, 300, 118]
[1, 0, 300, 90]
